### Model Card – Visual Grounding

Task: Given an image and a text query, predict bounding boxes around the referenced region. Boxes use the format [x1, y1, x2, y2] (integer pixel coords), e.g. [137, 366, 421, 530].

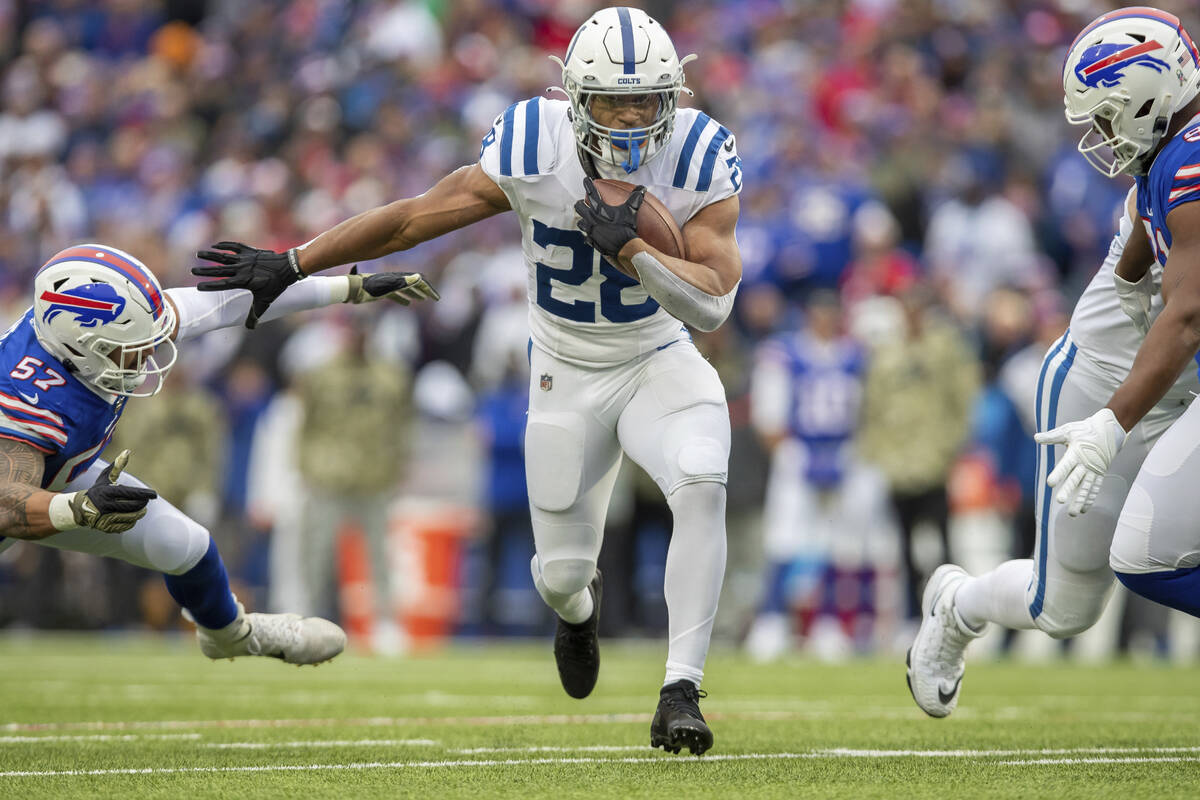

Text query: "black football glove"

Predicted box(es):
[345, 265, 441, 306]
[66, 450, 158, 534]
[574, 177, 645, 261]
[192, 241, 304, 329]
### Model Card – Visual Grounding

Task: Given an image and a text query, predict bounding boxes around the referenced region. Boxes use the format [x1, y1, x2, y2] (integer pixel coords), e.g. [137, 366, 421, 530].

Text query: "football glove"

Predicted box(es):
[192, 241, 305, 329]
[345, 266, 440, 306]
[1113, 270, 1155, 336]
[65, 450, 158, 534]
[1034, 408, 1127, 517]
[575, 177, 645, 261]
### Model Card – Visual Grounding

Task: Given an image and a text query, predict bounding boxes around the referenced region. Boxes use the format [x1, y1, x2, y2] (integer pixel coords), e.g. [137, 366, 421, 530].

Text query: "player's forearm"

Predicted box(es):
[295, 201, 420, 274]
[617, 241, 739, 332]
[1107, 304, 1200, 429]
[167, 276, 353, 342]
[618, 240, 734, 295]
[0, 482, 57, 540]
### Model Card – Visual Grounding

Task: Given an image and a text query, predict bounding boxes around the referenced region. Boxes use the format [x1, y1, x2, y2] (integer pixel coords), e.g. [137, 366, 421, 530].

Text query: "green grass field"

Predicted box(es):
[1, 634, 1198, 799]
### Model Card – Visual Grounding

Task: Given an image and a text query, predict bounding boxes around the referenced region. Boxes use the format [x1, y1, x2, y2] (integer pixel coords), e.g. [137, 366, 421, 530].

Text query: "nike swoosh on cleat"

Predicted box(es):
[17, 391, 39, 405]
[938, 676, 962, 706]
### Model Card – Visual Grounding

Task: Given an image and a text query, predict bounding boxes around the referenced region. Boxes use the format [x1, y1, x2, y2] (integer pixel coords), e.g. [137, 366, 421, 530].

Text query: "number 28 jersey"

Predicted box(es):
[0, 309, 124, 491]
[479, 98, 742, 366]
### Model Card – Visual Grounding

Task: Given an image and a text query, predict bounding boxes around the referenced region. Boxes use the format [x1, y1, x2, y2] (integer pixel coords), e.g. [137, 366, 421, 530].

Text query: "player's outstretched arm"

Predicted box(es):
[167, 269, 439, 343]
[191, 165, 509, 328]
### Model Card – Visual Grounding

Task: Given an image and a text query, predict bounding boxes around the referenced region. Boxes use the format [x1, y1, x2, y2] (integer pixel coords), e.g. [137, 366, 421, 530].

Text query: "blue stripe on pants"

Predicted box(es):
[1030, 335, 1077, 619]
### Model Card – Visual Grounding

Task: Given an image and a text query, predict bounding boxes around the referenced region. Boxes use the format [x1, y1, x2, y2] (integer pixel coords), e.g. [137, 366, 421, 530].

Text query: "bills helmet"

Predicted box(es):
[32, 244, 178, 397]
[1063, 7, 1200, 177]
[551, 7, 695, 174]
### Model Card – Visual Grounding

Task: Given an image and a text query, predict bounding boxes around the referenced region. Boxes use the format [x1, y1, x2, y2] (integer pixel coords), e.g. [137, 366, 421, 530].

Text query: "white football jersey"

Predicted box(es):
[479, 98, 742, 366]
[1069, 189, 1200, 400]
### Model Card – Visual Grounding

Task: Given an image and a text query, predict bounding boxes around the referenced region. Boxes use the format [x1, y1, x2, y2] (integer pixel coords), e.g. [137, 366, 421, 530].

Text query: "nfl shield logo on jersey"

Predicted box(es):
[539, 373, 553, 391]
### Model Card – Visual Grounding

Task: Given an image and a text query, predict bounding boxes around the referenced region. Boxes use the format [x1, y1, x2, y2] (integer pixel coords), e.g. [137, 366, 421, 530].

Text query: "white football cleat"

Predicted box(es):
[191, 602, 347, 666]
[905, 564, 984, 718]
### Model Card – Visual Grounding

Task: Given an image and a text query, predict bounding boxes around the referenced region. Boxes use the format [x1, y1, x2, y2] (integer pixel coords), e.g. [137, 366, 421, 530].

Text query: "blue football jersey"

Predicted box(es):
[1136, 112, 1200, 372]
[0, 309, 125, 491]
[764, 330, 865, 488]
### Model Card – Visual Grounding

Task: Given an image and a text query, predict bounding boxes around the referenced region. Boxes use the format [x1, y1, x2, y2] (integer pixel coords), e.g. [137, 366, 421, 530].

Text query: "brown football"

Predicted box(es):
[591, 179, 688, 278]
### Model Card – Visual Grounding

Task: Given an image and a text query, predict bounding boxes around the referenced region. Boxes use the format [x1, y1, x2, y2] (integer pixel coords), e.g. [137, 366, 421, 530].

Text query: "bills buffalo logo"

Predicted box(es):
[1076, 40, 1170, 88]
[40, 283, 126, 327]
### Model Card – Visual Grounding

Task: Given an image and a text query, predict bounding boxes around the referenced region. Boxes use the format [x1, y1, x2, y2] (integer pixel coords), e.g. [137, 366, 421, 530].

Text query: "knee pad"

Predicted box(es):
[658, 409, 730, 495]
[144, 515, 212, 575]
[525, 413, 585, 512]
[1110, 483, 1155, 573]
[1031, 572, 1113, 639]
[535, 555, 596, 599]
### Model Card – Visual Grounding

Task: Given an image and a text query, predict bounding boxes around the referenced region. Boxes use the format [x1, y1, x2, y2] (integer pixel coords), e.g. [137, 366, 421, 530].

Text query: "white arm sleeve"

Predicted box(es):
[167, 276, 351, 343]
[630, 251, 738, 333]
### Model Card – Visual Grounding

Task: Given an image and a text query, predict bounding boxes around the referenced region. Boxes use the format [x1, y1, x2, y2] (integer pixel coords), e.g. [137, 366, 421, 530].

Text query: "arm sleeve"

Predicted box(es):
[167, 276, 351, 342]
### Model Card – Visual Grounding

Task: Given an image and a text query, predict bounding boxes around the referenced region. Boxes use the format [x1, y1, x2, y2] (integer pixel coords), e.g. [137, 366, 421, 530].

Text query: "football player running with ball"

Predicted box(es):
[908, 6, 1200, 718]
[0, 243, 436, 665]
[191, 7, 742, 755]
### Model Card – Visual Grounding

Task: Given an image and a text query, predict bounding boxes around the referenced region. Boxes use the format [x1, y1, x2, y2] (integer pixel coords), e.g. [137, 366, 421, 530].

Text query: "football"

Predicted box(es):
[591, 179, 688, 278]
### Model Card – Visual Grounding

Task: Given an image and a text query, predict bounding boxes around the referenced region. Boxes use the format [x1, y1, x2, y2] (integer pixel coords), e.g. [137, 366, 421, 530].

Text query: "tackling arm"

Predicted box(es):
[295, 164, 512, 274]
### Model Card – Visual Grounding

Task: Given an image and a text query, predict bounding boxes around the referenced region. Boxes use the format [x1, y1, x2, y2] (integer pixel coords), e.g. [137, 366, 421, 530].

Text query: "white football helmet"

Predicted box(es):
[551, 6, 695, 174]
[1063, 7, 1200, 177]
[32, 244, 177, 397]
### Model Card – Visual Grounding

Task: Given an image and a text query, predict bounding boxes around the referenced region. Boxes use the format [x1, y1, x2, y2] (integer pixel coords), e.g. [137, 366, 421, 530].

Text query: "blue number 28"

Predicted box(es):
[532, 220, 658, 323]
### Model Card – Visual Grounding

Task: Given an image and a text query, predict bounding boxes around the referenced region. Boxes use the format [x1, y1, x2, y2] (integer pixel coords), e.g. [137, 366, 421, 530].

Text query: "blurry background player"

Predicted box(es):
[908, 5, 1200, 719]
[0, 243, 436, 664]
[745, 290, 888, 661]
[189, 6, 742, 756]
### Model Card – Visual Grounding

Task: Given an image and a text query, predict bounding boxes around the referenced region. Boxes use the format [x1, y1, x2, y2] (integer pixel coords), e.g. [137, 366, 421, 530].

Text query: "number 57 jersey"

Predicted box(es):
[480, 97, 742, 366]
[0, 310, 124, 491]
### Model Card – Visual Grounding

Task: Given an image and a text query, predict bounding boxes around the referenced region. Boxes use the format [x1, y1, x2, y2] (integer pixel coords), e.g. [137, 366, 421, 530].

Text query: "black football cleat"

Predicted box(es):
[650, 680, 713, 755]
[554, 570, 603, 699]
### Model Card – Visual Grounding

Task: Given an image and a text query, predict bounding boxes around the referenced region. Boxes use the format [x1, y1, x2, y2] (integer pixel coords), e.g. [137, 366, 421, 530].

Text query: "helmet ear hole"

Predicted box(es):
[1134, 99, 1154, 119]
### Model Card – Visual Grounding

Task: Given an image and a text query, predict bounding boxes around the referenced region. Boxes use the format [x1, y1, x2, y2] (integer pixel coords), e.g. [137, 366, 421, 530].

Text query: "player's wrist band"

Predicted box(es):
[48, 492, 81, 531]
[285, 248, 306, 280]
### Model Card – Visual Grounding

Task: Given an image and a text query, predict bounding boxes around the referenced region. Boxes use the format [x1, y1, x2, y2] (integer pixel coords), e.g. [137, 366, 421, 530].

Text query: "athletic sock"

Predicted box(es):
[954, 559, 1037, 631]
[663, 482, 727, 688]
[164, 538, 239, 629]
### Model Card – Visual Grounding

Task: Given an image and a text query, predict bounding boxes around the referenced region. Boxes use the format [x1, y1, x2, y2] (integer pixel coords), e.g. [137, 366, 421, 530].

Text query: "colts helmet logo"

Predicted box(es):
[39, 283, 127, 327]
[1075, 40, 1170, 88]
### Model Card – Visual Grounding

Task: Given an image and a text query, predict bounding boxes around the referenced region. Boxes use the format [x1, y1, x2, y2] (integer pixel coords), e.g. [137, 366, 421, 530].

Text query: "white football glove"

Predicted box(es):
[1033, 408, 1127, 517]
[1113, 269, 1155, 336]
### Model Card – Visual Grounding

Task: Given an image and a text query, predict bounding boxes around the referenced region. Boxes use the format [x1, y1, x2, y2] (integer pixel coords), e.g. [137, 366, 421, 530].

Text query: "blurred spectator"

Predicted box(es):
[292, 314, 412, 653]
[858, 283, 981, 622]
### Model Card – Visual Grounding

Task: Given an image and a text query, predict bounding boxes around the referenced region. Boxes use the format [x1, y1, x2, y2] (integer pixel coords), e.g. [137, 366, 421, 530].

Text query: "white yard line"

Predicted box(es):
[201, 739, 439, 749]
[1000, 757, 1200, 765]
[0, 734, 201, 744]
[6, 747, 1200, 777]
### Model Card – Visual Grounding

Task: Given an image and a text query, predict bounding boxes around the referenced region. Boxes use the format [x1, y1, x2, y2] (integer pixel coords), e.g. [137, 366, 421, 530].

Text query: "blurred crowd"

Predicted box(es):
[0, 0, 1189, 658]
